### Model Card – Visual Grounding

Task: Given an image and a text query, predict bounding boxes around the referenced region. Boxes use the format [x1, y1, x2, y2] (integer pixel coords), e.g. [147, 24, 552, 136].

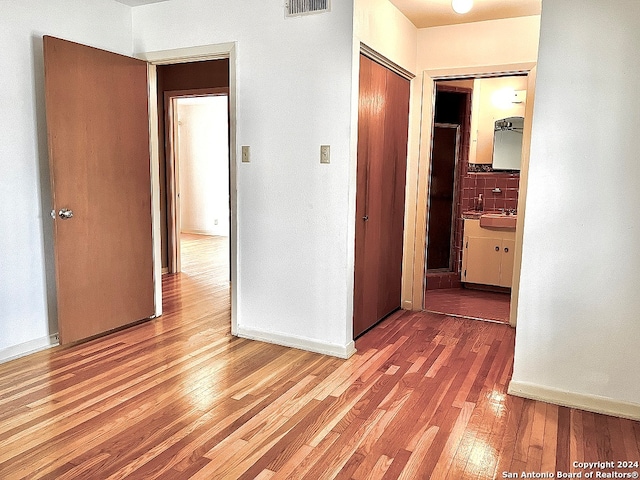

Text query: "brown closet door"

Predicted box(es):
[44, 36, 154, 344]
[354, 54, 410, 337]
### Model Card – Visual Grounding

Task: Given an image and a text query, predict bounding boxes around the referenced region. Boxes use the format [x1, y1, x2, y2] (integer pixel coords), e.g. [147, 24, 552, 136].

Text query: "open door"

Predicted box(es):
[44, 36, 154, 344]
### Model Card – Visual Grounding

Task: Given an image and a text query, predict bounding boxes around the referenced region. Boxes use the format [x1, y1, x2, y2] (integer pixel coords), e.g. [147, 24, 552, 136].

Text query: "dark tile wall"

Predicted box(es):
[461, 172, 520, 213]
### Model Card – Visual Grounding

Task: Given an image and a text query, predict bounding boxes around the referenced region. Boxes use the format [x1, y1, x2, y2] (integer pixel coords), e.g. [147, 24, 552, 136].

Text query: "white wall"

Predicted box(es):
[133, 0, 356, 356]
[512, 0, 640, 416]
[177, 97, 230, 237]
[0, 0, 133, 361]
[354, 0, 417, 73]
[417, 15, 541, 71]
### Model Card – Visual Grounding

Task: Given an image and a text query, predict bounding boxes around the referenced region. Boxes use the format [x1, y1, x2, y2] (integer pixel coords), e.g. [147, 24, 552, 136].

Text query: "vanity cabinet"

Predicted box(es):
[462, 219, 515, 288]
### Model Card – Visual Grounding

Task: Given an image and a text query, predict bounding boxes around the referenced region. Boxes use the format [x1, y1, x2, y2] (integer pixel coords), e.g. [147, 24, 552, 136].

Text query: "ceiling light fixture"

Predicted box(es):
[452, 0, 473, 14]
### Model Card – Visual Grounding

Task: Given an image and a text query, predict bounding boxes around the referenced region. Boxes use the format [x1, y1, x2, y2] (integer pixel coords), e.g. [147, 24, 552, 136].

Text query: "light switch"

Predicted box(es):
[320, 145, 330, 164]
[242, 145, 250, 163]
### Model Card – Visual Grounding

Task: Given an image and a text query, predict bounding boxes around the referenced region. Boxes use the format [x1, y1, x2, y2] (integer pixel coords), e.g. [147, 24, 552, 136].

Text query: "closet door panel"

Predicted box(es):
[377, 68, 410, 320]
[354, 54, 410, 338]
[354, 55, 387, 337]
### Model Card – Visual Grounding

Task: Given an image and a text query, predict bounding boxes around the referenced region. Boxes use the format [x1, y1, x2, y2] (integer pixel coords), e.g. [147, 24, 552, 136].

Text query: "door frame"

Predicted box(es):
[404, 62, 537, 328]
[164, 88, 230, 274]
[139, 43, 238, 335]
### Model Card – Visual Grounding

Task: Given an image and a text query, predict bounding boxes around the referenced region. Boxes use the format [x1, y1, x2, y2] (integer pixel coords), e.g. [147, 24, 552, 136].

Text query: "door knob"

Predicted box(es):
[58, 208, 74, 219]
[504, 247, 509, 253]
[495, 246, 500, 251]
[363, 215, 369, 221]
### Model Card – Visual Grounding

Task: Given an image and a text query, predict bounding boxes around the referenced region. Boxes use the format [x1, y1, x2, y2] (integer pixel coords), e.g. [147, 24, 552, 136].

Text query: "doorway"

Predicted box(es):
[422, 74, 532, 324]
[144, 45, 238, 333]
[165, 92, 230, 275]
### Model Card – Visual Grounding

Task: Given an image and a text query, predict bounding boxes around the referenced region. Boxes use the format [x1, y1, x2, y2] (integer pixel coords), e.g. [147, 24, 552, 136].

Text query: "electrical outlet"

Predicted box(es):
[214, 219, 219, 225]
[242, 145, 250, 163]
[320, 145, 330, 164]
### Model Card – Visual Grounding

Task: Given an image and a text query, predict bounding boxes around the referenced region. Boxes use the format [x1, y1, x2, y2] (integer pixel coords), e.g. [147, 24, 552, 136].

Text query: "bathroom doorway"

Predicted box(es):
[423, 75, 529, 324]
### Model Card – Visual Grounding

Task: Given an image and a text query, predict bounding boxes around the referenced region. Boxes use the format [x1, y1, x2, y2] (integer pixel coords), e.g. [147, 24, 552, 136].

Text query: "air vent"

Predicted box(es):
[286, 0, 330, 17]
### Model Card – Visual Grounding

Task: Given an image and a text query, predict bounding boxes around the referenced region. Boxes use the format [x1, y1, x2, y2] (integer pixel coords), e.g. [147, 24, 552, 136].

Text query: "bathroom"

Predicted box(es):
[424, 74, 528, 323]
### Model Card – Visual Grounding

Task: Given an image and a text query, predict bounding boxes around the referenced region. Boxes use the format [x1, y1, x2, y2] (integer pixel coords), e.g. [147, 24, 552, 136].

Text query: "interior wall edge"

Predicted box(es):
[401, 72, 426, 311]
[236, 326, 357, 360]
[508, 380, 640, 422]
[410, 73, 434, 310]
[147, 63, 162, 318]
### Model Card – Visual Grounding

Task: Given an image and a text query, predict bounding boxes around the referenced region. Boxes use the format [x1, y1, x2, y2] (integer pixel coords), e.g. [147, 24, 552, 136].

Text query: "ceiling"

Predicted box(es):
[111, 0, 541, 28]
[389, 0, 541, 28]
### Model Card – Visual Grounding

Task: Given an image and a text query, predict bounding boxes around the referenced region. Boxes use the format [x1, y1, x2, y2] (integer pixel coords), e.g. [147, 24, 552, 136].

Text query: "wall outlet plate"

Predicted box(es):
[242, 145, 250, 163]
[320, 145, 330, 164]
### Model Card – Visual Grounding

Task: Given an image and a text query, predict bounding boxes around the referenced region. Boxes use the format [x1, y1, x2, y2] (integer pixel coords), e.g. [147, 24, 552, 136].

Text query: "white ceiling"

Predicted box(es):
[111, 0, 541, 28]
[389, 0, 541, 28]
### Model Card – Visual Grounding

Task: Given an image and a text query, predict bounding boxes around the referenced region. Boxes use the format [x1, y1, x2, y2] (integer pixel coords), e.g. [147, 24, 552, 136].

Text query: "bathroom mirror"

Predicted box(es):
[492, 116, 524, 170]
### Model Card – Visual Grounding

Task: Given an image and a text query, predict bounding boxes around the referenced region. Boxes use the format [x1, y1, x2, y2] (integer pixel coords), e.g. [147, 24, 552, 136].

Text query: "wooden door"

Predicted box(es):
[354, 55, 410, 337]
[44, 36, 154, 344]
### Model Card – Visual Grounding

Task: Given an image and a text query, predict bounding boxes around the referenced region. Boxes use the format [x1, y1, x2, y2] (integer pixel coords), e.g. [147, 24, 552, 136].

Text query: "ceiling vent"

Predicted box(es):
[286, 0, 330, 17]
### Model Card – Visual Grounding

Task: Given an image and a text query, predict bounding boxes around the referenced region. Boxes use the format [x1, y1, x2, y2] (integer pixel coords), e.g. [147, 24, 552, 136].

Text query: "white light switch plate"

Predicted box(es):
[242, 145, 250, 163]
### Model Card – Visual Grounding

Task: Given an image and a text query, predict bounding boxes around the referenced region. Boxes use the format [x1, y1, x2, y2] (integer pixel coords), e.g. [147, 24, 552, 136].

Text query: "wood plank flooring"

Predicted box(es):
[1, 234, 639, 479]
[424, 288, 511, 324]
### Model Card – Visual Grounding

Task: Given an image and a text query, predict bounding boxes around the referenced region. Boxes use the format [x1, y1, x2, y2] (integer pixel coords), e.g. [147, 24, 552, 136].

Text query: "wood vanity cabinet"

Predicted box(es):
[462, 219, 515, 288]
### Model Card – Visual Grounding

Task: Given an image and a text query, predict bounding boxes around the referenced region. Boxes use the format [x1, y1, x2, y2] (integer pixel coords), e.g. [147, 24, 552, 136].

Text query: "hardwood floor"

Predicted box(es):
[1, 235, 639, 479]
[424, 288, 511, 324]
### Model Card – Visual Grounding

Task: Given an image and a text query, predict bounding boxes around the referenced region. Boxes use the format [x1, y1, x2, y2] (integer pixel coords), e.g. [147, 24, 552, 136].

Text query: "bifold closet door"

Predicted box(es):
[353, 54, 410, 338]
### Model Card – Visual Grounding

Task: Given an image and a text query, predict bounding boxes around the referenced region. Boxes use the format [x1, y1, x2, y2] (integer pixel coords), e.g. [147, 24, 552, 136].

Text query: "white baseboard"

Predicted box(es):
[508, 380, 640, 421]
[236, 326, 356, 359]
[0, 334, 59, 364]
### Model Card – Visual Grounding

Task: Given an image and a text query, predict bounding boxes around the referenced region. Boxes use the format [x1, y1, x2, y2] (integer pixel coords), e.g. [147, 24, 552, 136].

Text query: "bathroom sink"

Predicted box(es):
[479, 213, 517, 229]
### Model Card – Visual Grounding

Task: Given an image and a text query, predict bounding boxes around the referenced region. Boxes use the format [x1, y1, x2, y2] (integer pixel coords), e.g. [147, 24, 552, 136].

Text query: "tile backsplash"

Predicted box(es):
[461, 172, 519, 213]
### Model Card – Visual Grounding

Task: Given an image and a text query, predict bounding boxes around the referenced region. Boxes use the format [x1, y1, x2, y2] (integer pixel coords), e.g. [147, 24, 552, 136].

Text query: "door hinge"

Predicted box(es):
[465, 241, 468, 249]
[463, 269, 466, 278]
